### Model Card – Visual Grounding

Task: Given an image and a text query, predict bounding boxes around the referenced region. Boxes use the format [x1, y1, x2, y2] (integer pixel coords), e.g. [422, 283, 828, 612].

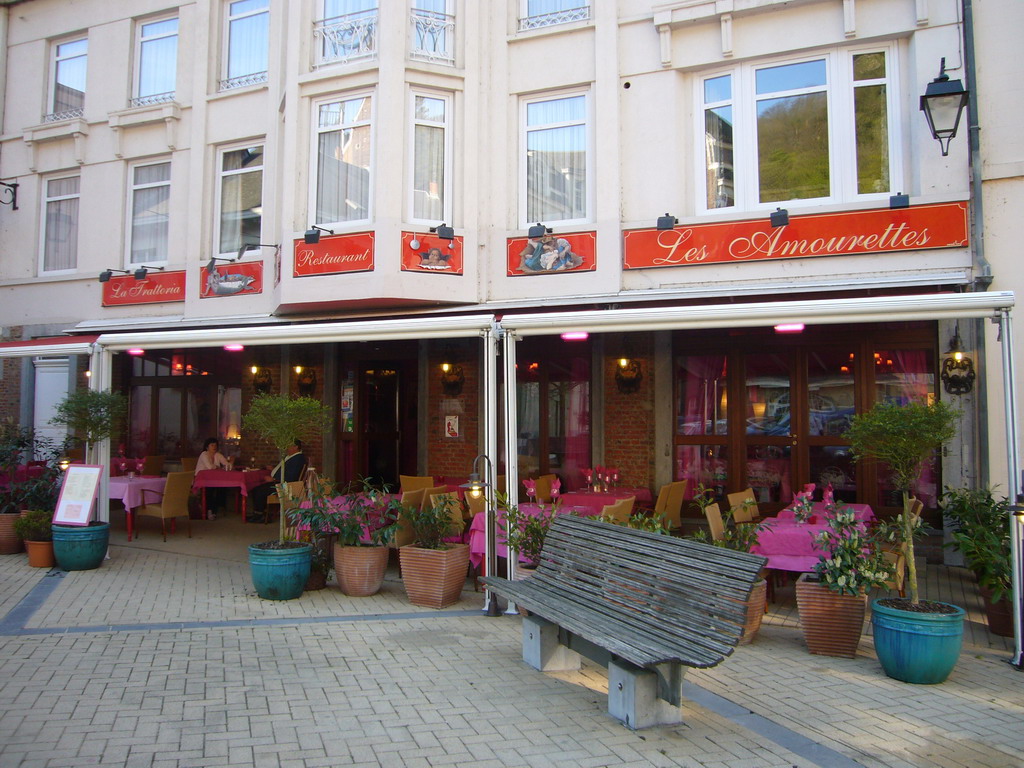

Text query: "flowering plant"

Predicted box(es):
[791, 490, 815, 523]
[500, 494, 556, 567]
[523, 478, 537, 503]
[812, 505, 892, 596]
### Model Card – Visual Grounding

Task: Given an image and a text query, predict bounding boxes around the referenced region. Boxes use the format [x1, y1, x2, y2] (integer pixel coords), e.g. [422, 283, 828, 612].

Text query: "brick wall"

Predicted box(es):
[602, 334, 655, 492]
[0, 326, 24, 425]
[426, 339, 479, 480]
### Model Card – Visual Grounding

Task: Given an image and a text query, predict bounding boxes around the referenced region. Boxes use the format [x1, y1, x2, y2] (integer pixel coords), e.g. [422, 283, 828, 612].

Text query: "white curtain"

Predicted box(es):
[43, 177, 79, 271]
[131, 164, 170, 264]
[138, 19, 178, 97]
[413, 123, 444, 221]
[526, 96, 586, 222]
[227, 0, 268, 79]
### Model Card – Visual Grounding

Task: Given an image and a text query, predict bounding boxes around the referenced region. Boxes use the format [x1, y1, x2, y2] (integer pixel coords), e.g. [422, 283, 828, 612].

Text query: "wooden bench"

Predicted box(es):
[481, 515, 766, 729]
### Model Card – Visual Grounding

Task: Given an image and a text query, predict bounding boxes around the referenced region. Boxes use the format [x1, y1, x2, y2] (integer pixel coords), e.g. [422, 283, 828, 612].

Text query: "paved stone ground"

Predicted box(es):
[0, 536, 1022, 768]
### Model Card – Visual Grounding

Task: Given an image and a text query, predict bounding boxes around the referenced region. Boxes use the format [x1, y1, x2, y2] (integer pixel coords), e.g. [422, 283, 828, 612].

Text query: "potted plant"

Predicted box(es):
[328, 479, 402, 596]
[49, 388, 127, 463]
[242, 393, 330, 600]
[13, 509, 55, 568]
[844, 398, 964, 682]
[941, 485, 1013, 637]
[500, 496, 556, 573]
[398, 492, 469, 609]
[0, 425, 62, 555]
[795, 505, 893, 658]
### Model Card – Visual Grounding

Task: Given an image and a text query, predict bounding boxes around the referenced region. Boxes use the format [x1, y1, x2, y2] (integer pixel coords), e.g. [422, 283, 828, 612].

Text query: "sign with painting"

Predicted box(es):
[507, 231, 596, 276]
[199, 260, 263, 298]
[622, 202, 969, 270]
[101, 270, 186, 307]
[53, 464, 102, 526]
[400, 232, 463, 274]
[293, 232, 374, 277]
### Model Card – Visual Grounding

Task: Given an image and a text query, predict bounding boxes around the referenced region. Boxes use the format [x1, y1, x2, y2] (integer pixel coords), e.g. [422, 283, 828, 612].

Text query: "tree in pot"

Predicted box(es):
[13, 509, 55, 568]
[49, 388, 127, 463]
[242, 394, 331, 600]
[844, 398, 964, 682]
[399, 492, 469, 609]
[941, 486, 1013, 637]
[323, 479, 402, 596]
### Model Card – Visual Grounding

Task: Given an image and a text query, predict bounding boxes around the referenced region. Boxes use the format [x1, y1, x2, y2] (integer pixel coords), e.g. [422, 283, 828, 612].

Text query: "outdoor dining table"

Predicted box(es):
[466, 502, 597, 570]
[192, 468, 273, 521]
[554, 487, 653, 516]
[109, 475, 166, 541]
[109, 458, 145, 477]
[0, 462, 46, 488]
[750, 503, 875, 572]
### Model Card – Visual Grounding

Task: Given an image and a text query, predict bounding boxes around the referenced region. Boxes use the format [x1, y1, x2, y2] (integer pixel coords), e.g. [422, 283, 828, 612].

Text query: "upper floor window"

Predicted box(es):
[222, 0, 268, 91]
[519, 1, 590, 31]
[522, 92, 589, 226]
[410, 92, 450, 223]
[315, 0, 377, 67]
[128, 161, 171, 264]
[700, 47, 897, 213]
[42, 176, 80, 273]
[134, 17, 178, 107]
[410, 0, 454, 65]
[217, 145, 264, 257]
[314, 94, 373, 225]
[47, 38, 87, 122]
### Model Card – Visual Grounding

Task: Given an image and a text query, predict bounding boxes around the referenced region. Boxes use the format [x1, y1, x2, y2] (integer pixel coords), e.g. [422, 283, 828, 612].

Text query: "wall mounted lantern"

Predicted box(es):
[615, 356, 643, 394]
[440, 359, 465, 397]
[920, 58, 969, 157]
[303, 225, 334, 244]
[251, 365, 272, 395]
[294, 365, 317, 397]
[941, 322, 976, 395]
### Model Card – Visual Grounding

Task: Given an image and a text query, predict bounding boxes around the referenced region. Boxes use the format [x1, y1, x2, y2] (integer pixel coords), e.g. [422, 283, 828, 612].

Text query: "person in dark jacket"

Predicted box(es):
[247, 439, 307, 522]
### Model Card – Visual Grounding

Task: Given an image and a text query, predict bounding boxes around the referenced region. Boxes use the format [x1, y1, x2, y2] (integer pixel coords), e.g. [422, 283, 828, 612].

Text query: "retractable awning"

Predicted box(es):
[0, 334, 98, 358]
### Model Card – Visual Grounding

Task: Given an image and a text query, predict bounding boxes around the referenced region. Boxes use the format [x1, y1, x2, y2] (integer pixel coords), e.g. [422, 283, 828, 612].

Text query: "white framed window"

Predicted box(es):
[47, 37, 87, 122]
[698, 45, 899, 214]
[410, 0, 454, 65]
[519, 1, 590, 32]
[409, 91, 451, 223]
[315, 0, 377, 67]
[521, 91, 590, 227]
[128, 161, 171, 264]
[313, 92, 373, 226]
[222, 0, 269, 91]
[215, 144, 264, 257]
[41, 176, 80, 273]
[134, 16, 178, 106]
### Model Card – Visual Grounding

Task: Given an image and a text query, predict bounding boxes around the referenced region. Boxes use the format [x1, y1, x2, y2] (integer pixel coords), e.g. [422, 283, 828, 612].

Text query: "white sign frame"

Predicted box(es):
[53, 464, 103, 526]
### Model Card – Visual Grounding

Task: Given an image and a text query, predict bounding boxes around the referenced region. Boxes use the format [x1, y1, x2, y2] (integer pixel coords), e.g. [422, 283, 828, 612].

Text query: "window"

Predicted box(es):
[216, 144, 264, 256]
[700, 47, 897, 213]
[410, 0, 454, 65]
[519, 1, 590, 31]
[410, 93, 450, 222]
[315, 0, 377, 66]
[128, 162, 171, 264]
[222, 0, 268, 91]
[42, 176, 79, 272]
[47, 37, 87, 122]
[523, 92, 589, 226]
[314, 94, 372, 225]
[134, 17, 178, 106]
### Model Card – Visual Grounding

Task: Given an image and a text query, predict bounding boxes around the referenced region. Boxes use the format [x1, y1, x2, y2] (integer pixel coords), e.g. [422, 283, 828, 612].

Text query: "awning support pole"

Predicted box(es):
[502, 329, 520, 613]
[482, 322, 501, 616]
[999, 310, 1024, 669]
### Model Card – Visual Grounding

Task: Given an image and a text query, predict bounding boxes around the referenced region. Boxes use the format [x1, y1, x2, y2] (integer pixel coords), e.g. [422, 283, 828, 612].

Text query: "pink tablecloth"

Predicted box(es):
[192, 469, 273, 519]
[555, 488, 652, 516]
[466, 503, 598, 569]
[109, 475, 166, 541]
[777, 502, 874, 523]
[0, 463, 45, 487]
[751, 504, 875, 572]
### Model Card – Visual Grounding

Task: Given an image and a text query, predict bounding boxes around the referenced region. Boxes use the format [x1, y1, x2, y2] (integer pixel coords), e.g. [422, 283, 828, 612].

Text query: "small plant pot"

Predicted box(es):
[248, 542, 312, 600]
[399, 543, 470, 609]
[795, 573, 866, 658]
[979, 586, 1014, 637]
[0, 513, 23, 554]
[52, 523, 109, 571]
[334, 544, 389, 596]
[24, 540, 55, 568]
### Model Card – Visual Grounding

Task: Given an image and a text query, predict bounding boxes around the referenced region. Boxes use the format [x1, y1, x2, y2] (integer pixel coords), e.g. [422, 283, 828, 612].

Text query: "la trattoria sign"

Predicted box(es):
[622, 202, 968, 270]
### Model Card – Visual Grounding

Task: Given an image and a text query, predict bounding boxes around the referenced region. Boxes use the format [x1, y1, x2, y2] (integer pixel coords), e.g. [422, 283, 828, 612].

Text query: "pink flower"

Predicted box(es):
[523, 478, 537, 500]
[803, 483, 816, 495]
[582, 468, 592, 482]
[551, 478, 561, 498]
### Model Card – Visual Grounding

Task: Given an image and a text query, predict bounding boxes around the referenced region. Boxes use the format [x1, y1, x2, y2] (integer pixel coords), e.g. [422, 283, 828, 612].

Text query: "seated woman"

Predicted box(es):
[248, 439, 308, 522]
[195, 437, 233, 519]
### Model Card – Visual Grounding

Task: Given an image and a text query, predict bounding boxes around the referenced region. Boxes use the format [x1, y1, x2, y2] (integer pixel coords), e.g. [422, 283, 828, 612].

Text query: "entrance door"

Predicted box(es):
[360, 363, 400, 486]
[741, 351, 795, 506]
[33, 357, 69, 453]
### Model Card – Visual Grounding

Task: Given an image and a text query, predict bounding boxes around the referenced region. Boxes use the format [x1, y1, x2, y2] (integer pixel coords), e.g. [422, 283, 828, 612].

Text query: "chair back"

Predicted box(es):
[400, 474, 435, 493]
[601, 495, 636, 524]
[179, 456, 197, 473]
[704, 502, 725, 542]
[727, 488, 759, 523]
[656, 481, 688, 528]
[428, 491, 464, 535]
[534, 474, 557, 503]
[882, 547, 906, 596]
[160, 471, 194, 515]
[142, 455, 165, 476]
[393, 488, 426, 548]
[421, 485, 448, 513]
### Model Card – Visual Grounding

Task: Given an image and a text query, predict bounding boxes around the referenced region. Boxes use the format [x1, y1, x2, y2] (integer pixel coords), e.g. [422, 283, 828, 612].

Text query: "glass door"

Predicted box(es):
[742, 351, 794, 507]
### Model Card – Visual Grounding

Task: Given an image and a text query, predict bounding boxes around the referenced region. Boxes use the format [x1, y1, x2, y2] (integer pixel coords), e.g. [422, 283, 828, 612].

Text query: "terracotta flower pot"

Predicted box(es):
[795, 573, 867, 658]
[334, 544, 389, 596]
[738, 578, 767, 645]
[24, 540, 55, 568]
[0, 513, 23, 554]
[979, 586, 1013, 637]
[399, 543, 470, 609]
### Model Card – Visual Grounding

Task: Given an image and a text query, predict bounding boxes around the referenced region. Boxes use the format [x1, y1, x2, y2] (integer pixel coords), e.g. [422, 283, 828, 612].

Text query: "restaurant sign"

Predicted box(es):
[506, 231, 597, 276]
[622, 202, 969, 270]
[200, 260, 263, 298]
[101, 270, 186, 307]
[293, 232, 374, 277]
[400, 232, 464, 274]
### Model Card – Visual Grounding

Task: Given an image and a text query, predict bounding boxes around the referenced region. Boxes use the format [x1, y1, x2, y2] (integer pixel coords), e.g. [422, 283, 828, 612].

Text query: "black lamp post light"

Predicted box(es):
[920, 58, 969, 157]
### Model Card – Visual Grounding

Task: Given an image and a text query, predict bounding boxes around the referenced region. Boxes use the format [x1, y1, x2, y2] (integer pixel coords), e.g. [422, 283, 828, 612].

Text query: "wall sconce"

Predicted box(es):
[440, 360, 465, 397]
[98, 268, 130, 283]
[304, 225, 334, 244]
[251, 365, 272, 395]
[528, 222, 552, 239]
[430, 223, 455, 241]
[295, 365, 317, 397]
[770, 208, 789, 227]
[889, 193, 910, 209]
[941, 322, 976, 395]
[920, 58, 969, 157]
[133, 265, 165, 280]
[236, 242, 280, 260]
[615, 356, 643, 394]
[0, 180, 18, 210]
[656, 213, 678, 231]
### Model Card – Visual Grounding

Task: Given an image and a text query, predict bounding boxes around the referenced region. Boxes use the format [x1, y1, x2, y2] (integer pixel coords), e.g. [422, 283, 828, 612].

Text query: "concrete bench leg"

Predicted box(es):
[522, 616, 581, 672]
[608, 660, 684, 729]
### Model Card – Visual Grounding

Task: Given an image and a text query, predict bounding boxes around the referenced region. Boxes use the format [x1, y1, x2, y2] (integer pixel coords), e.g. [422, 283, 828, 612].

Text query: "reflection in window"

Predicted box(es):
[525, 94, 587, 224]
[316, 95, 372, 224]
[129, 162, 171, 264]
[135, 18, 178, 105]
[809, 445, 857, 504]
[807, 348, 856, 437]
[675, 445, 728, 501]
[703, 74, 735, 209]
[218, 145, 263, 255]
[676, 355, 727, 436]
[411, 94, 447, 221]
[854, 52, 889, 194]
[745, 353, 790, 436]
[43, 176, 80, 272]
[746, 444, 791, 503]
[50, 38, 87, 119]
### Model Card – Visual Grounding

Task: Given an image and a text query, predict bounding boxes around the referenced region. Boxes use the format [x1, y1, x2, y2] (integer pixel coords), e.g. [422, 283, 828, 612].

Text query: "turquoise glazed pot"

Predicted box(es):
[871, 598, 965, 684]
[52, 522, 109, 571]
[248, 542, 312, 600]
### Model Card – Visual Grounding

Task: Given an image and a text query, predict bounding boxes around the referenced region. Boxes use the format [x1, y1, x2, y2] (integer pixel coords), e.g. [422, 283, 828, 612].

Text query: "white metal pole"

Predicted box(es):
[503, 329, 520, 613]
[999, 310, 1024, 669]
[90, 344, 113, 525]
[482, 323, 501, 616]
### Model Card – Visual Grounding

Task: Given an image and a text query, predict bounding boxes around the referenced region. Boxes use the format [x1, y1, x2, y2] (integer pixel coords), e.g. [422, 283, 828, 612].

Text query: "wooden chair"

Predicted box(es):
[428, 491, 464, 536]
[727, 488, 760, 523]
[881, 498, 920, 596]
[268, 480, 306, 526]
[653, 481, 688, 530]
[704, 502, 725, 542]
[600, 495, 636, 524]
[141, 455, 165, 476]
[135, 471, 192, 542]
[179, 456, 197, 473]
[399, 475, 435, 493]
[533, 474, 557, 503]
[465, 491, 485, 521]
[392, 488, 426, 549]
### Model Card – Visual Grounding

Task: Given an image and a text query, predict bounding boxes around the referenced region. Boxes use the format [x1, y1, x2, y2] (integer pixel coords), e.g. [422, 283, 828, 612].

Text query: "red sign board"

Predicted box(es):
[622, 202, 969, 270]
[400, 232, 464, 274]
[199, 261, 263, 298]
[101, 270, 186, 307]
[507, 231, 597, 276]
[293, 232, 374, 277]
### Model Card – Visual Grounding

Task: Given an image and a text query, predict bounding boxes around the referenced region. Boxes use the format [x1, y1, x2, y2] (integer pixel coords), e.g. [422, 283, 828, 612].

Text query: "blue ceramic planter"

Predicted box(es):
[52, 523, 109, 571]
[871, 598, 965, 684]
[248, 542, 312, 600]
